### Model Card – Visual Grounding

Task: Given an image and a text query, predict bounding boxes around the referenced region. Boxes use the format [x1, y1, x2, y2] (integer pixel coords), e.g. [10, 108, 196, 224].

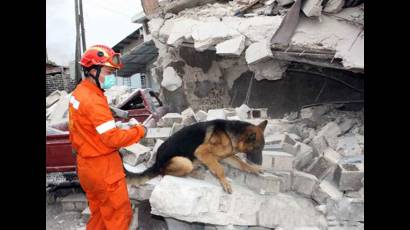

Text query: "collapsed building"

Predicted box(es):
[119, 0, 364, 229]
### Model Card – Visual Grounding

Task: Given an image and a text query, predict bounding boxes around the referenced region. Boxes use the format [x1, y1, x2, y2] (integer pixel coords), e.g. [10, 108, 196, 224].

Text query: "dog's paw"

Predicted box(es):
[221, 180, 232, 194]
[244, 164, 263, 174]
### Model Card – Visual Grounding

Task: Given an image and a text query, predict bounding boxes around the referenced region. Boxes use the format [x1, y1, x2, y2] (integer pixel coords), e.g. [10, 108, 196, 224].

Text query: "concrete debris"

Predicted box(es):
[245, 42, 273, 65]
[46, 90, 67, 108]
[121, 143, 152, 166]
[195, 110, 208, 122]
[312, 180, 343, 205]
[181, 107, 197, 126]
[191, 19, 241, 51]
[277, 0, 295, 6]
[323, 0, 345, 14]
[48, 94, 70, 125]
[292, 171, 319, 198]
[104, 85, 131, 106]
[302, 0, 323, 17]
[148, 18, 165, 39]
[167, 18, 199, 47]
[235, 104, 251, 120]
[275, 171, 292, 192]
[334, 163, 364, 191]
[150, 176, 326, 229]
[245, 172, 281, 194]
[160, 113, 183, 127]
[146, 127, 172, 139]
[262, 151, 294, 172]
[207, 109, 227, 120]
[293, 143, 315, 171]
[248, 59, 287, 81]
[326, 197, 364, 222]
[248, 108, 268, 119]
[336, 136, 362, 156]
[162, 67, 183, 91]
[215, 35, 246, 57]
[170, 122, 184, 135]
[165, 218, 205, 230]
[316, 122, 342, 149]
[306, 148, 341, 180]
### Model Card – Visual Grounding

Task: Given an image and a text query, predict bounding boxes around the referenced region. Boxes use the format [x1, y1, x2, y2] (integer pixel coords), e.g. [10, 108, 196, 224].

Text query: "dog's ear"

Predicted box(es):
[258, 120, 268, 131]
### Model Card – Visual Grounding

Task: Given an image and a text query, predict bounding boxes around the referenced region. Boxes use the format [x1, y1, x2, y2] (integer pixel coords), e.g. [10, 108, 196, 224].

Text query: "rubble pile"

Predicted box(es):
[45, 87, 135, 126]
[125, 104, 364, 230]
[147, 0, 364, 112]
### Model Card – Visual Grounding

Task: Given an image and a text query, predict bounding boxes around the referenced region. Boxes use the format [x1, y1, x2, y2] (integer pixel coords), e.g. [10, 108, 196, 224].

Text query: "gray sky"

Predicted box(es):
[46, 0, 143, 66]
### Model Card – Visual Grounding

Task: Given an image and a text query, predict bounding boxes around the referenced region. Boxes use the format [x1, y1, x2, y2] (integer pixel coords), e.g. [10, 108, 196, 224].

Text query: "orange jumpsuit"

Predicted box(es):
[68, 80, 145, 230]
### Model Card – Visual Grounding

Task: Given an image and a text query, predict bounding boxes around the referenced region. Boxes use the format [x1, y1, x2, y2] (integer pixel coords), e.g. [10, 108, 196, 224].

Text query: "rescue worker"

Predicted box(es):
[68, 45, 146, 230]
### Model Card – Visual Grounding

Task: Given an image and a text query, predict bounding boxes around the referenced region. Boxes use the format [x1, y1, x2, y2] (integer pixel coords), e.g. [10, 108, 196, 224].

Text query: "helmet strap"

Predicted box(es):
[85, 66, 105, 92]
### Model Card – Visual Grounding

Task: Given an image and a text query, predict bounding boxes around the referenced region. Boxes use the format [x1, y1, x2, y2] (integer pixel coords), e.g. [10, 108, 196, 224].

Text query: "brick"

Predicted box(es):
[306, 148, 341, 180]
[334, 163, 364, 191]
[195, 110, 208, 122]
[292, 171, 319, 198]
[274, 171, 292, 192]
[146, 127, 172, 139]
[181, 107, 197, 126]
[121, 143, 152, 166]
[160, 113, 183, 126]
[245, 172, 281, 194]
[293, 143, 315, 171]
[312, 180, 343, 204]
[262, 151, 294, 172]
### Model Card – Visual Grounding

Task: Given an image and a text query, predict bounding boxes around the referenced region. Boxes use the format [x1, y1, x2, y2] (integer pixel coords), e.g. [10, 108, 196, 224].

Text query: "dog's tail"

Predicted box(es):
[125, 164, 160, 186]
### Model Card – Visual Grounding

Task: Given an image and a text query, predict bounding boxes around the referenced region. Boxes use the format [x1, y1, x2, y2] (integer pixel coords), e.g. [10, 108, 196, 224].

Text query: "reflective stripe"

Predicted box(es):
[70, 96, 80, 110]
[96, 120, 116, 134]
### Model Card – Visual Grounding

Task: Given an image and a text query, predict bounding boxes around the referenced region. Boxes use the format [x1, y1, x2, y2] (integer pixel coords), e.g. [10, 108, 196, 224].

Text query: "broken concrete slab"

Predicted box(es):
[312, 180, 343, 205]
[166, 18, 199, 47]
[302, 0, 323, 17]
[293, 143, 315, 171]
[277, 0, 295, 6]
[121, 143, 152, 166]
[245, 172, 281, 194]
[274, 171, 292, 192]
[316, 122, 342, 149]
[326, 197, 364, 222]
[181, 107, 197, 126]
[150, 176, 326, 229]
[207, 109, 226, 120]
[245, 42, 273, 65]
[336, 136, 362, 157]
[323, 0, 345, 13]
[334, 163, 364, 191]
[162, 67, 183, 91]
[170, 122, 184, 135]
[195, 110, 208, 122]
[215, 35, 246, 57]
[300, 105, 332, 124]
[262, 151, 294, 172]
[191, 19, 241, 52]
[292, 171, 319, 198]
[46, 90, 67, 108]
[306, 148, 341, 180]
[148, 18, 165, 39]
[235, 104, 251, 120]
[311, 135, 329, 155]
[146, 127, 172, 139]
[248, 59, 287, 81]
[161, 113, 183, 127]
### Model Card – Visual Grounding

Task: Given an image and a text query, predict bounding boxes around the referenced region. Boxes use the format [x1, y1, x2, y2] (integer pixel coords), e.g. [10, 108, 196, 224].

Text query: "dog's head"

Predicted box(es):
[237, 120, 268, 165]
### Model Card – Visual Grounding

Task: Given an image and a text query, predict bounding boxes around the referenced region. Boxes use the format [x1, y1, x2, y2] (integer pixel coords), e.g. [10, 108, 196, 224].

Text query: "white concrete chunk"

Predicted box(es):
[323, 0, 345, 13]
[150, 176, 326, 229]
[148, 18, 165, 39]
[302, 0, 323, 17]
[312, 180, 343, 204]
[334, 163, 364, 191]
[336, 136, 362, 157]
[245, 172, 281, 194]
[245, 42, 273, 65]
[216, 35, 246, 57]
[207, 109, 227, 120]
[249, 59, 287, 81]
[292, 171, 319, 198]
[161, 67, 182, 91]
[235, 104, 251, 120]
[195, 110, 208, 122]
[181, 107, 197, 126]
[146, 127, 172, 139]
[262, 151, 294, 172]
[277, 0, 295, 6]
[160, 113, 183, 126]
[122, 143, 152, 166]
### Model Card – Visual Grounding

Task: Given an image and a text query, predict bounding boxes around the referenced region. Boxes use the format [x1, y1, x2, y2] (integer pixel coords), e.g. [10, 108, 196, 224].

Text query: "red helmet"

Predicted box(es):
[79, 45, 123, 69]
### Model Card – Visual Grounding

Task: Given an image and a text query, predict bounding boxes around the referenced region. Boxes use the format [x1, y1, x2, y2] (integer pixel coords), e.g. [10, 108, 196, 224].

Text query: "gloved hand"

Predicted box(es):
[128, 118, 140, 127]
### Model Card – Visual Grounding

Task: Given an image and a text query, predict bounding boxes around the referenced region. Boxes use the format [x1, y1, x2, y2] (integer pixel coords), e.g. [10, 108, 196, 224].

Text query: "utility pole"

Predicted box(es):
[74, 0, 82, 83]
[79, 0, 87, 52]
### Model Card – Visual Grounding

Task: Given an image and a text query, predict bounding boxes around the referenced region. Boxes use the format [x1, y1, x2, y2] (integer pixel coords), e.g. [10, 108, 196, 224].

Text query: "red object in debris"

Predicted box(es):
[46, 88, 168, 174]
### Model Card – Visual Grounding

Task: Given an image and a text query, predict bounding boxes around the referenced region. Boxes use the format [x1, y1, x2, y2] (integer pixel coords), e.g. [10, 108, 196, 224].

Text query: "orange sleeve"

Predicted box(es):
[84, 95, 146, 148]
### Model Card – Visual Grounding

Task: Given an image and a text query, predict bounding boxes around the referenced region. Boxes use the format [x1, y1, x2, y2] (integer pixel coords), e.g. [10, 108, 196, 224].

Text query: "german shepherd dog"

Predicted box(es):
[128, 119, 267, 193]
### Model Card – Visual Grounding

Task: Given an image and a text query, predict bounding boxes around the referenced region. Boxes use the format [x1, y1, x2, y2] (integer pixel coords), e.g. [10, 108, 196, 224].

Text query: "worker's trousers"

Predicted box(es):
[77, 152, 132, 230]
